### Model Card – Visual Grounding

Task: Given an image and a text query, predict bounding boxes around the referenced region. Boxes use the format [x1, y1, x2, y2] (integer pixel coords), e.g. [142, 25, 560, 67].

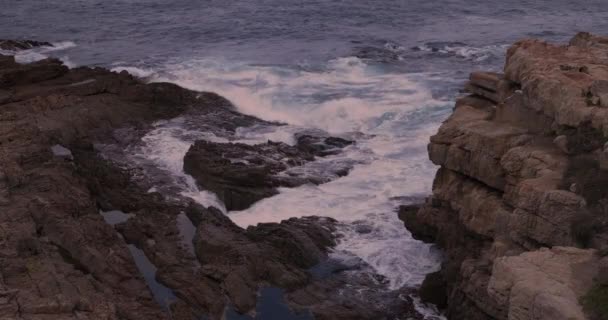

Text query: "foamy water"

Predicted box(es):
[119, 57, 451, 298]
[128, 117, 228, 210]
[0, 41, 77, 65]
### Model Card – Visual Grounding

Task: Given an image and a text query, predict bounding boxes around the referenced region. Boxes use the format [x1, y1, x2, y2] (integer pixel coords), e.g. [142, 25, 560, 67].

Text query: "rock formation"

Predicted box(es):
[183, 134, 352, 211]
[402, 32, 608, 320]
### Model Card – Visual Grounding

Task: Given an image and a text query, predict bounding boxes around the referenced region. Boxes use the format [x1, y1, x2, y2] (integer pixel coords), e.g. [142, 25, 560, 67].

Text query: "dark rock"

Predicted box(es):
[183, 140, 306, 211]
[0, 39, 52, 51]
[0, 58, 68, 88]
[184, 135, 353, 211]
[295, 133, 353, 157]
[287, 265, 425, 320]
[192, 210, 337, 313]
[419, 271, 447, 309]
[353, 46, 401, 62]
[398, 204, 437, 243]
[247, 217, 337, 269]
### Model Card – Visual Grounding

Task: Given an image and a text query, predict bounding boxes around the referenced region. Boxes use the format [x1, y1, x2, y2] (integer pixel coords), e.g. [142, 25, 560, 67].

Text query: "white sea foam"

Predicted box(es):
[151, 56, 442, 134]
[129, 117, 227, 211]
[131, 56, 450, 316]
[146, 56, 449, 290]
[228, 125, 443, 289]
[409, 295, 447, 320]
[110, 66, 156, 78]
[8, 41, 77, 64]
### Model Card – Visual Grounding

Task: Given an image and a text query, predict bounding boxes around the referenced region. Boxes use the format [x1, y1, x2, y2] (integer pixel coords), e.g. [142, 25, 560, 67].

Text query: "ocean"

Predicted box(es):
[2, 0, 607, 318]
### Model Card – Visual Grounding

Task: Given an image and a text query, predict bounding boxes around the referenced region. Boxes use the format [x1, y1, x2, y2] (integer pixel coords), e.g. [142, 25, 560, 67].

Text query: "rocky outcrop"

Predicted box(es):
[402, 33, 608, 320]
[183, 134, 352, 211]
[0, 39, 51, 51]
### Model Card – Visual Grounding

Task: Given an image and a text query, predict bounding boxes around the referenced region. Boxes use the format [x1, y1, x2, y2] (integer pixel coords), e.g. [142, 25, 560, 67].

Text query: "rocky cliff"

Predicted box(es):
[402, 32, 608, 320]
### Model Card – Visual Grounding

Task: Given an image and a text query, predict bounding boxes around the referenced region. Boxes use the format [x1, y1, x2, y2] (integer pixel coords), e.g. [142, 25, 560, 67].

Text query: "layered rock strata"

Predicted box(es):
[402, 32, 608, 320]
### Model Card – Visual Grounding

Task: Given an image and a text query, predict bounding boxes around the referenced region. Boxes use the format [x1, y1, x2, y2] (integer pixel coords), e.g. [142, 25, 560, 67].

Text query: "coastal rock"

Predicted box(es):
[184, 135, 352, 211]
[0, 57, 68, 88]
[294, 132, 353, 157]
[403, 33, 608, 320]
[183, 140, 310, 211]
[0, 39, 51, 51]
[487, 247, 599, 320]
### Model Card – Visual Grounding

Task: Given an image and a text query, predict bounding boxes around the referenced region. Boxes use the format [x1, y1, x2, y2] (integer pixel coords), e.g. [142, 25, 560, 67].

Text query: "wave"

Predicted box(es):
[114, 55, 450, 319]
[110, 66, 156, 78]
[150, 56, 446, 134]
[146, 55, 450, 290]
[0, 40, 77, 64]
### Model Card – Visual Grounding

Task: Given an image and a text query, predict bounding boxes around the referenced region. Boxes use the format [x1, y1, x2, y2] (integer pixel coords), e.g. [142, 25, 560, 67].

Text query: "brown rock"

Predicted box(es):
[409, 33, 608, 320]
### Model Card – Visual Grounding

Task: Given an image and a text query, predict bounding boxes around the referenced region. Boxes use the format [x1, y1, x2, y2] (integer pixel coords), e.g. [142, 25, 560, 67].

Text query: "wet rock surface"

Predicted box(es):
[183, 134, 353, 211]
[402, 33, 608, 320]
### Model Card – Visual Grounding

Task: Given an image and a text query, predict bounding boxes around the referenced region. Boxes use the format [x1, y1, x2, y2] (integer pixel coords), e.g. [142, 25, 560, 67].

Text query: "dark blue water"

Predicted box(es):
[2, 0, 607, 70]
[225, 287, 312, 320]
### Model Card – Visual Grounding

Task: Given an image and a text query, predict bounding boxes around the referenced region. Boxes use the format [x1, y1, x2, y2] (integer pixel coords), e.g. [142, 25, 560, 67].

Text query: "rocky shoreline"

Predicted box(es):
[402, 32, 608, 320]
[0, 40, 426, 320]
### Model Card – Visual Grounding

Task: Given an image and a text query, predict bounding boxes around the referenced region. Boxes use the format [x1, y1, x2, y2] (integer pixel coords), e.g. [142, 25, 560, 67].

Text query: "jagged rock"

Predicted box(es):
[183, 140, 297, 211]
[190, 204, 336, 313]
[184, 135, 352, 211]
[294, 133, 353, 157]
[465, 82, 499, 103]
[469, 72, 502, 92]
[398, 204, 437, 243]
